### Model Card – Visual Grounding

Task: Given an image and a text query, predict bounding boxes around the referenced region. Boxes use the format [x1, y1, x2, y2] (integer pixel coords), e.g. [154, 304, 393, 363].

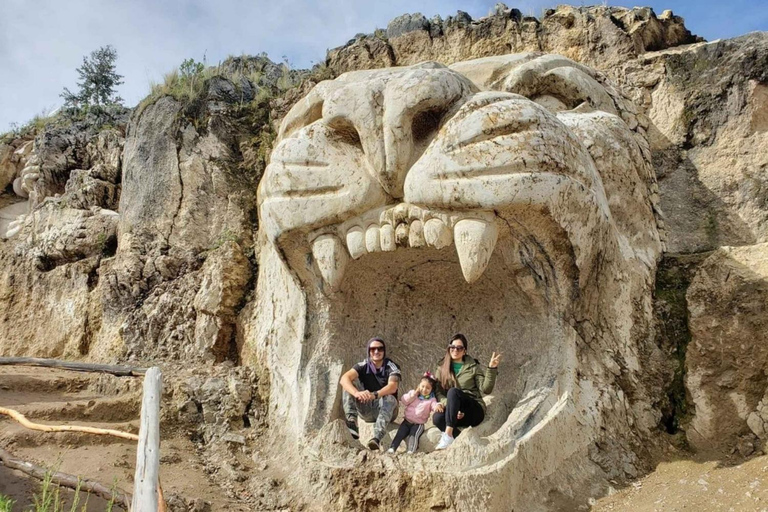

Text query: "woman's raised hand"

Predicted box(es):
[489, 352, 502, 368]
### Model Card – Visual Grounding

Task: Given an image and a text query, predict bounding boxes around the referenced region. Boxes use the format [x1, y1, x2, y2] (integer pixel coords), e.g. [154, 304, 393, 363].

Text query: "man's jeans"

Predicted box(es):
[342, 380, 398, 441]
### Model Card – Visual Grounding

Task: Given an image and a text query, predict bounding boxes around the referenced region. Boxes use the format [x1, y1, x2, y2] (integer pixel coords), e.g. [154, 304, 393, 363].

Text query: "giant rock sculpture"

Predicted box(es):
[251, 53, 664, 510]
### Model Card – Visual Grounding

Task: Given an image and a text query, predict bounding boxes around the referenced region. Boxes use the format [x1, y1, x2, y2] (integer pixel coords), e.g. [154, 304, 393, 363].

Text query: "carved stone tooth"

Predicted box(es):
[395, 223, 409, 247]
[408, 220, 425, 248]
[393, 204, 409, 224]
[423, 218, 452, 249]
[379, 208, 394, 226]
[408, 204, 426, 221]
[311, 235, 348, 291]
[365, 225, 381, 252]
[453, 219, 499, 283]
[346, 226, 367, 259]
[380, 224, 396, 252]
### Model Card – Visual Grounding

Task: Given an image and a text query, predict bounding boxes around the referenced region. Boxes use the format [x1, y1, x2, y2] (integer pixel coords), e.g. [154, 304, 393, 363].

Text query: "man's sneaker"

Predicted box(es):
[406, 450, 415, 454]
[367, 437, 381, 451]
[435, 432, 454, 450]
[386, 448, 395, 454]
[346, 420, 359, 440]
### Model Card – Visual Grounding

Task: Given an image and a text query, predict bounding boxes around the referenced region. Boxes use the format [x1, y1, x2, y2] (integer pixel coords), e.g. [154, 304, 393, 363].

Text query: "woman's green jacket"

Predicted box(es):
[435, 355, 498, 412]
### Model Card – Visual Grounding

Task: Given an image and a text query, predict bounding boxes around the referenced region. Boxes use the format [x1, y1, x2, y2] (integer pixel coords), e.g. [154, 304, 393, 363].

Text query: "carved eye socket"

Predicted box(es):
[503, 56, 617, 116]
[531, 94, 571, 113]
[528, 70, 606, 113]
[328, 118, 363, 151]
[412, 107, 445, 144]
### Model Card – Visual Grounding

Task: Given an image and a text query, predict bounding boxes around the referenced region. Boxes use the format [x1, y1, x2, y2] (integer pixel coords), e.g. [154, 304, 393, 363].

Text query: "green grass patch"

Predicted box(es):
[0, 495, 15, 512]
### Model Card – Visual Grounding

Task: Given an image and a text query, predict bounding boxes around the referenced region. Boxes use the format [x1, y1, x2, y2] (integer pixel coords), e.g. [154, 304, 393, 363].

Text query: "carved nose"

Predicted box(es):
[323, 65, 477, 199]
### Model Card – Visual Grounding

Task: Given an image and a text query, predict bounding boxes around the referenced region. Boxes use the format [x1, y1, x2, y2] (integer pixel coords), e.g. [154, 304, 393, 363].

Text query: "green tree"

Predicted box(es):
[179, 58, 205, 79]
[61, 45, 124, 108]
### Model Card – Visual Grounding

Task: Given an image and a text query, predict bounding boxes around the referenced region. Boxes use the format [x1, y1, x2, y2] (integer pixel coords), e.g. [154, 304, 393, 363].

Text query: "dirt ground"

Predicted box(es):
[7, 365, 768, 512]
[0, 366, 251, 511]
[593, 454, 768, 512]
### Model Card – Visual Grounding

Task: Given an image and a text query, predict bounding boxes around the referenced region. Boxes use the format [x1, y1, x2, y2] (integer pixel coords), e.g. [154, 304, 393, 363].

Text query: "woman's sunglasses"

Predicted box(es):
[448, 345, 465, 351]
[369, 346, 385, 353]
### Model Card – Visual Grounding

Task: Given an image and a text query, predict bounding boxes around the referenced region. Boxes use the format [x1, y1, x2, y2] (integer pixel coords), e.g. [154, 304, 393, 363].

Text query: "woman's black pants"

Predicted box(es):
[432, 387, 485, 437]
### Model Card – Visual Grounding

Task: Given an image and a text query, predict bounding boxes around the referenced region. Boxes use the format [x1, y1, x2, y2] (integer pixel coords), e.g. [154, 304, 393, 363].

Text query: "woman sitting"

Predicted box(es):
[433, 333, 502, 450]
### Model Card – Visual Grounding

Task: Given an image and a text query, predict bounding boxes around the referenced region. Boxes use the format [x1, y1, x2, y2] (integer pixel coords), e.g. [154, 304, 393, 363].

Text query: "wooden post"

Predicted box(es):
[132, 366, 162, 512]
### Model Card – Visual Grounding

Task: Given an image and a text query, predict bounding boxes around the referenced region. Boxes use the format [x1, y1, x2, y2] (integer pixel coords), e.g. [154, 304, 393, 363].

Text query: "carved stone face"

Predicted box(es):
[252, 54, 662, 507]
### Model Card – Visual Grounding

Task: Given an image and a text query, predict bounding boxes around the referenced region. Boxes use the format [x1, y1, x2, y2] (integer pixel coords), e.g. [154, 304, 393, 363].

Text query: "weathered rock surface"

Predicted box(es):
[97, 83, 260, 362]
[624, 33, 768, 253]
[327, 5, 698, 76]
[686, 243, 768, 456]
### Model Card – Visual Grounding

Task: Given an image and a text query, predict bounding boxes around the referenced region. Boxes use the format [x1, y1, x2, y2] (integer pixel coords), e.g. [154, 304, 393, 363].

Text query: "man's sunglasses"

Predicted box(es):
[448, 345, 465, 351]
[369, 346, 385, 353]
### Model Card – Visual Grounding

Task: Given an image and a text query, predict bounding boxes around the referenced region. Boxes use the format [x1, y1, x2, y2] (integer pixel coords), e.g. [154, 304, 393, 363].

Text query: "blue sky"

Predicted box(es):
[0, 0, 766, 132]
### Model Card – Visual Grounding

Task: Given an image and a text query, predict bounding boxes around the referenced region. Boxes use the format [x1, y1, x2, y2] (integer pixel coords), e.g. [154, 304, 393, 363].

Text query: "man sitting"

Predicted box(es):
[339, 337, 401, 450]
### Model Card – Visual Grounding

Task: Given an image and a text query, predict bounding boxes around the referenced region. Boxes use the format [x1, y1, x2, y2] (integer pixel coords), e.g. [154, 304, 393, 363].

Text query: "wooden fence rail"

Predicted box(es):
[0, 357, 147, 376]
[0, 358, 165, 511]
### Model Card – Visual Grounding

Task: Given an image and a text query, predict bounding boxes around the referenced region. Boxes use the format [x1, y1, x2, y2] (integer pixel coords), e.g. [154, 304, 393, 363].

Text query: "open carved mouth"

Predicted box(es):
[252, 54, 662, 503]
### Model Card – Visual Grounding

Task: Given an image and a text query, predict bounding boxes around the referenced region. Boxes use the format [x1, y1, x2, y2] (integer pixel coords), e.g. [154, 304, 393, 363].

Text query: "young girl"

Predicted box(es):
[387, 372, 439, 454]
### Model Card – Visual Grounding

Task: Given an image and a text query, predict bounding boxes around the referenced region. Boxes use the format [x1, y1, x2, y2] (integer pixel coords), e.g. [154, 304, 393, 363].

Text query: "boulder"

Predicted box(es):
[386, 13, 430, 39]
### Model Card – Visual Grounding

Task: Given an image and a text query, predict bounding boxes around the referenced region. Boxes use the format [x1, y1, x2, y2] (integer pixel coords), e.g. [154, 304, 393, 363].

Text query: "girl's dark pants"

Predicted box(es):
[390, 419, 425, 452]
[432, 387, 485, 437]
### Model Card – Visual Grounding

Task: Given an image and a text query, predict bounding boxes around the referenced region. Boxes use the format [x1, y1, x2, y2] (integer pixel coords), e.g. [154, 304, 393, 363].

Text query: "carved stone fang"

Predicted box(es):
[453, 218, 499, 283]
[311, 234, 349, 291]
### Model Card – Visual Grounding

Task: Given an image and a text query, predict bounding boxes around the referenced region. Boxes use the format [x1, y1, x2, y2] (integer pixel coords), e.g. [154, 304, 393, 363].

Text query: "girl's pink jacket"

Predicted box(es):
[400, 389, 439, 425]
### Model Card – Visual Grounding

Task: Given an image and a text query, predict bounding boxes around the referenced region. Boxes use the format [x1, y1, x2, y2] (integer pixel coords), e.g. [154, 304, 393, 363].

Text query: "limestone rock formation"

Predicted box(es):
[253, 54, 664, 510]
[623, 33, 768, 253]
[686, 243, 768, 456]
[327, 5, 698, 76]
[97, 84, 260, 362]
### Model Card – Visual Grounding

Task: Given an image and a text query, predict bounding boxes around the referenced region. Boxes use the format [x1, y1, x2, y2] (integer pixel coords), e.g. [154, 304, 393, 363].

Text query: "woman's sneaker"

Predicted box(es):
[435, 432, 454, 450]
[387, 448, 395, 454]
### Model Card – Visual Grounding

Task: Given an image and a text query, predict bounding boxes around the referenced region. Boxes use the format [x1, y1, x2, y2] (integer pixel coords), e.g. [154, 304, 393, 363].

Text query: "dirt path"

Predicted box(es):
[0, 366, 249, 511]
[593, 454, 768, 511]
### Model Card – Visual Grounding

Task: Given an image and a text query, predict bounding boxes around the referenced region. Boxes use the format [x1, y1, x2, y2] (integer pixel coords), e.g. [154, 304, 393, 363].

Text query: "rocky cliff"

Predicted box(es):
[0, 4, 767, 511]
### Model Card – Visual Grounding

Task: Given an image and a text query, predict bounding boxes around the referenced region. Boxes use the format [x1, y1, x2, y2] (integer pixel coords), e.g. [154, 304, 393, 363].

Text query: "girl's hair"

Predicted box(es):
[420, 374, 437, 391]
[438, 333, 468, 390]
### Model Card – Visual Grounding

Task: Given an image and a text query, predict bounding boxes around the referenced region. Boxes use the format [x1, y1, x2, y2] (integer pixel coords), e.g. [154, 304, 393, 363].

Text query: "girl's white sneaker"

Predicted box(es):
[435, 432, 454, 450]
[387, 448, 395, 454]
